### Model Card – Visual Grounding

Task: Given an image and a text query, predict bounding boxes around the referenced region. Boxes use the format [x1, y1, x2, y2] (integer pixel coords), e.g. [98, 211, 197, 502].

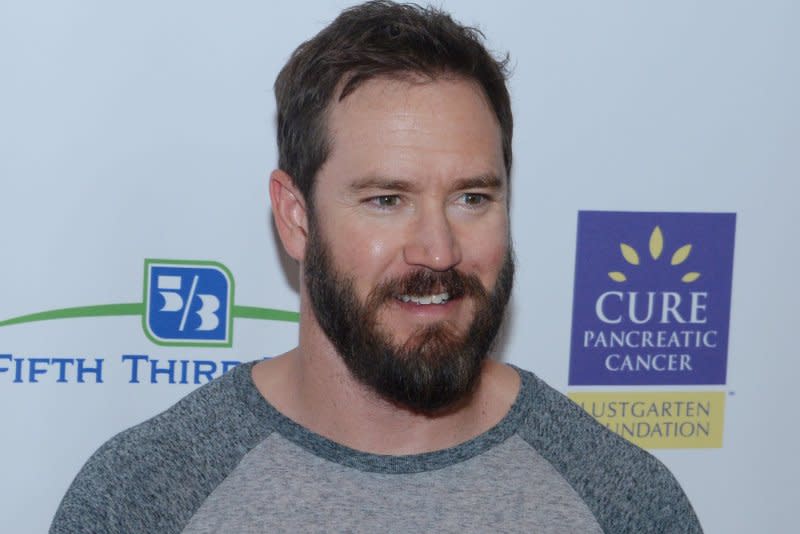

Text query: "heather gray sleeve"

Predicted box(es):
[50, 362, 272, 534]
[517, 371, 703, 534]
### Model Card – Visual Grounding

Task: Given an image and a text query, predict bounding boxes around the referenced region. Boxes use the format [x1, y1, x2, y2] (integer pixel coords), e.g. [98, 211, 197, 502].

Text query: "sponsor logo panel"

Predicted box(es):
[568, 211, 736, 448]
[568, 391, 725, 449]
[0, 259, 298, 385]
[144, 259, 233, 347]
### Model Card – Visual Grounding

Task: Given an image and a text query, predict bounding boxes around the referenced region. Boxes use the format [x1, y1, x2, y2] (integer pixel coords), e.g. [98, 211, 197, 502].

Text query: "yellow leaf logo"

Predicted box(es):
[671, 245, 692, 265]
[609, 226, 701, 284]
[649, 226, 664, 260]
[620, 244, 640, 265]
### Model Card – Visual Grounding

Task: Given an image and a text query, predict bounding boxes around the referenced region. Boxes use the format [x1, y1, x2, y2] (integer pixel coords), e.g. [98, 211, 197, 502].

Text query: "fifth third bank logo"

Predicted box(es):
[143, 259, 233, 347]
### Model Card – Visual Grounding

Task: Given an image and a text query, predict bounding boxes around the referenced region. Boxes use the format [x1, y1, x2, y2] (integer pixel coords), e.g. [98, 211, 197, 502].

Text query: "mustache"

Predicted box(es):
[367, 269, 487, 306]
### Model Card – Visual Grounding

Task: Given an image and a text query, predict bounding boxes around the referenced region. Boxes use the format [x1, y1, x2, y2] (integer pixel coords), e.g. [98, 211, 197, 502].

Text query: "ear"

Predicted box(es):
[269, 169, 309, 261]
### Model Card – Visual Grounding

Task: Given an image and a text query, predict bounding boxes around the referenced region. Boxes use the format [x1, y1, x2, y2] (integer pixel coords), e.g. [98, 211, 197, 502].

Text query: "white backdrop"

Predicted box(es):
[1, 1, 798, 532]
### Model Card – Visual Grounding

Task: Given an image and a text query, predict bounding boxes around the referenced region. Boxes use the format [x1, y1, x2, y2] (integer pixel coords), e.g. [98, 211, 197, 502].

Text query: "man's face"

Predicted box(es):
[304, 76, 513, 412]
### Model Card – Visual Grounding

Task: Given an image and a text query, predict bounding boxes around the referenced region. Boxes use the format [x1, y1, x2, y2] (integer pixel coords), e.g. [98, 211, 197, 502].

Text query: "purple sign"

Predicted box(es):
[569, 211, 736, 386]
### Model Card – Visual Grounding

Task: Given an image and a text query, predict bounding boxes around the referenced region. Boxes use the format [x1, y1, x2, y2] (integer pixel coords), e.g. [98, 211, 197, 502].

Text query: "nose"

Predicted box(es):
[403, 205, 462, 271]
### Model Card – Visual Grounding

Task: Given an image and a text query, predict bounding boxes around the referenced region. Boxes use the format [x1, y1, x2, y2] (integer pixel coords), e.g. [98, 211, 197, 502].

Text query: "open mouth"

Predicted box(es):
[395, 292, 451, 305]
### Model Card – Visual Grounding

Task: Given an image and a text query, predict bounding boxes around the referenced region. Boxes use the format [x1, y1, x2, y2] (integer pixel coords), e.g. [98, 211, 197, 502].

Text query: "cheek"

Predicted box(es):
[365, 238, 390, 260]
[331, 228, 397, 282]
[479, 243, 509, 287]
[459, 219, 509, 279]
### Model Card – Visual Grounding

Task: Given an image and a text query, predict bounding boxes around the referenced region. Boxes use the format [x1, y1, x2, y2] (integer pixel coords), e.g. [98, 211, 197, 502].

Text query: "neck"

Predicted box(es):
[251, 305, 520, 455]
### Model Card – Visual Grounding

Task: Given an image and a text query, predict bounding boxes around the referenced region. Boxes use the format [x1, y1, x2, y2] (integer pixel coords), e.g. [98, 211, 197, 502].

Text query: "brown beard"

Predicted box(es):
[304, 223, 514, 414]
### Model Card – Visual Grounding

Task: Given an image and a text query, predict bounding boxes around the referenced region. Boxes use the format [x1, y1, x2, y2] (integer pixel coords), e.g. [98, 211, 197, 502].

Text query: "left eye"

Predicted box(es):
[460, 193, 487, 206]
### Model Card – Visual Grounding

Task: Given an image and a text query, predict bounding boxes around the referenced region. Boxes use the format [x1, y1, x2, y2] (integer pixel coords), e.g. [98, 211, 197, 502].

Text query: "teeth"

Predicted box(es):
[398, 292, 450, 305]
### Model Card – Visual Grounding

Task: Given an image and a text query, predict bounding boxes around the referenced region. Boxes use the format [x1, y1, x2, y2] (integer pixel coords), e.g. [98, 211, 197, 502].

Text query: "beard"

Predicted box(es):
[303, 224, 514, 414]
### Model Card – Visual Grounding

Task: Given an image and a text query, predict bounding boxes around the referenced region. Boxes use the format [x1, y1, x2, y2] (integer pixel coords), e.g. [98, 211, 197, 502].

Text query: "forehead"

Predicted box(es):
[319, 76, 505, 189]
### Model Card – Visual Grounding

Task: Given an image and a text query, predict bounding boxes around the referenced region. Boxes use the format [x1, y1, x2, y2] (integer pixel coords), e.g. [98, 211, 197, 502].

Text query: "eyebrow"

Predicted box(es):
[451, 175, 503, 191]
[348, 174, 504, 194]
[348, 177, 417, 193]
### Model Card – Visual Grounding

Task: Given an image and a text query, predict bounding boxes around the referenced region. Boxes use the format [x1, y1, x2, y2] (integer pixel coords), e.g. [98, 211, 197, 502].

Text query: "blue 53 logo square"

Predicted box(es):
[143, 260, 234, 347]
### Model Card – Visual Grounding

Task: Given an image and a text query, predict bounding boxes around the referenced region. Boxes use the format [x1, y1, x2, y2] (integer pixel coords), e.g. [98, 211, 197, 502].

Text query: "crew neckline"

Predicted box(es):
[235, 361, 533, 474]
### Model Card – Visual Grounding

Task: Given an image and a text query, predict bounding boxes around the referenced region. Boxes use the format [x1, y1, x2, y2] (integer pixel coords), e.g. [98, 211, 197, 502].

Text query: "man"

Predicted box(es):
[51, 2, 702, 532]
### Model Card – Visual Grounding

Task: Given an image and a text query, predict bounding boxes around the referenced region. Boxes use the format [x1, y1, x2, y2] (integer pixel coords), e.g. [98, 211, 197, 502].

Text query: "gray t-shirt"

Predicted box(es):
[50, 362, 702, 533]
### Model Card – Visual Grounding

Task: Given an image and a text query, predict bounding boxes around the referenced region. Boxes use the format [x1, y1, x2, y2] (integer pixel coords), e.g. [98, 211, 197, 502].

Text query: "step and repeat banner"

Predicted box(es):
[1, 1, 797, 532]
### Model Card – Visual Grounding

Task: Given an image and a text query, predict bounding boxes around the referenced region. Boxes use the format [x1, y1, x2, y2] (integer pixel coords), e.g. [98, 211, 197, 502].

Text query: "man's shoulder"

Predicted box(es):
[50, 361, 275, 534]
[89, 360, 268, 467]
[513, 367, 703, 533]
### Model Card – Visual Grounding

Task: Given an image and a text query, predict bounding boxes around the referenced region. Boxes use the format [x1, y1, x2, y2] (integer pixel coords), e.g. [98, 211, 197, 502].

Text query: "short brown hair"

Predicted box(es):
[274, 0, 512, 207]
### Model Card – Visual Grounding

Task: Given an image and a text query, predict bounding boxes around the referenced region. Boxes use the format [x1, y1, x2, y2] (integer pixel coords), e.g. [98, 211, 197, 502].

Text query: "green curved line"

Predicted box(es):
[232, 305, 299, 323]
[0, 303, 299, 328]
[0, 303, 144, 328]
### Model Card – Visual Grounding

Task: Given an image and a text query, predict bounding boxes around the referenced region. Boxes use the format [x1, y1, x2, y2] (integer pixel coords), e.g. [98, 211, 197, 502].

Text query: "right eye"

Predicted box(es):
[367, 195, 401, 209]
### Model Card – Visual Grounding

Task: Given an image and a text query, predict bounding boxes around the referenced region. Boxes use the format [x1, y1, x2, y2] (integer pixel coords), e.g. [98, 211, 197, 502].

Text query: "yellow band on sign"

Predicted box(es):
[567, 391, 725, 449]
